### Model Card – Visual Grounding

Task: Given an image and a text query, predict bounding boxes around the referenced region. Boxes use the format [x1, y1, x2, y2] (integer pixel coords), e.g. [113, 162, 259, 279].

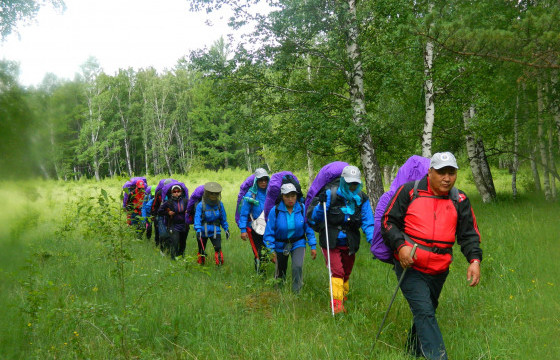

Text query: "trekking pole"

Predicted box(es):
[323, 201, 335, 317]
[371, 243, 418, 353]
[247, 228, 260, 274]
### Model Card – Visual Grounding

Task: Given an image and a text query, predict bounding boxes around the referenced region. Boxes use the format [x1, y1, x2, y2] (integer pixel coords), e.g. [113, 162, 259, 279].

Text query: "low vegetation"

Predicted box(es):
[0, 168, 558, 359]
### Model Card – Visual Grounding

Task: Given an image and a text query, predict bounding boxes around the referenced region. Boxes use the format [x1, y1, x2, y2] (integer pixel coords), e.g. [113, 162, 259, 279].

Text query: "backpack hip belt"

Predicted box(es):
[403, 233, 453, 255]
[276, 236, 305, 244]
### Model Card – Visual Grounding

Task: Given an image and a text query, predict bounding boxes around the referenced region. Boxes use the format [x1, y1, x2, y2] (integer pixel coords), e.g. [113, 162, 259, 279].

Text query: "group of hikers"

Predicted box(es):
[123, 152, 482, 360]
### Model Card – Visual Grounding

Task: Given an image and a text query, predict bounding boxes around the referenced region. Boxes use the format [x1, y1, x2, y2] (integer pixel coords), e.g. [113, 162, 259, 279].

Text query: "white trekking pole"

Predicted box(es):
[323, 201, 335, 316]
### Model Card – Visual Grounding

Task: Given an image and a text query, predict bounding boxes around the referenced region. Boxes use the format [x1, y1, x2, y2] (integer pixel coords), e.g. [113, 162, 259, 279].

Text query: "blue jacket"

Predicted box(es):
[141, 194, 154, 222]
[238, 187, 267, 231]
[194, 201, 229, 237]
[311, 188, 374, 247]
[264, 201, 317, 253]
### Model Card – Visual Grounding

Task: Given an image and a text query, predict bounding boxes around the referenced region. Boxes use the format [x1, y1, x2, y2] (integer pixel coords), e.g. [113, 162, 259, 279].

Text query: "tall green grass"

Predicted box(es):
[0, 169, 558, 359]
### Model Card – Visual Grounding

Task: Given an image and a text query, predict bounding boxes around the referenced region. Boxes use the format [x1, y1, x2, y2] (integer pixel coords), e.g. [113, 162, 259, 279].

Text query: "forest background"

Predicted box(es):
[1, 0, 559, 206]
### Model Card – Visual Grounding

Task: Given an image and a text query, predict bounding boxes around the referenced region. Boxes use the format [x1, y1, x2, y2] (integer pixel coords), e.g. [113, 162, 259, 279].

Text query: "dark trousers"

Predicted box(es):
[197, 234, 222, 254]
[169, 229, 188, 258]
[394, 259, 449, 360]
[248, 230, 268, 271]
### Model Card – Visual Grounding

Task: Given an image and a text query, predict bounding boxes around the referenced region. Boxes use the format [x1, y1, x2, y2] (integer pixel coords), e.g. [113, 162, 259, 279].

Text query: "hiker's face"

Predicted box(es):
[348, 182, 359, 192]
[172, 189, 182, 196]
[428, 167, 457, 196]
[208, 191, 220, 201]
[282, 193, 297, 207]
[257, 178, 269, 189]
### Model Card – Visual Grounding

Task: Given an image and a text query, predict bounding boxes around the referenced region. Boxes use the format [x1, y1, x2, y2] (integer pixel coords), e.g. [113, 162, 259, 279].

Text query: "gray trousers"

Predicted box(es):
[275, 246, 306, 293]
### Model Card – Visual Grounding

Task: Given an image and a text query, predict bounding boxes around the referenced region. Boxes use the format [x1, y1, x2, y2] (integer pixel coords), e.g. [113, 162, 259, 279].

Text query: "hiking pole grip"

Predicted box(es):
[323, 201, 335, 317]
[372, 244, 418, 352]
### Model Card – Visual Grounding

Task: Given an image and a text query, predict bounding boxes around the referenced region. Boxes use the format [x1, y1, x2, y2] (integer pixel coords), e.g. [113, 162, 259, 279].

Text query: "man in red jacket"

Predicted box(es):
[381, 152, 482, 360]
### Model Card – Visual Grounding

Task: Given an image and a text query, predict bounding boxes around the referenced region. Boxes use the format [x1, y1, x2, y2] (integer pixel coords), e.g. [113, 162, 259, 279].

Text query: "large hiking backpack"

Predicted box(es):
[262, 171, 303, 221]
[304, 161, 349, 231]
[151, 178, 174, 215]
[235, 174, 256, 226]
[186, 185, 205, 225]
[370, 155, 430, 263]
[122, 177, 148, 210]
[160, 180, 189, 206]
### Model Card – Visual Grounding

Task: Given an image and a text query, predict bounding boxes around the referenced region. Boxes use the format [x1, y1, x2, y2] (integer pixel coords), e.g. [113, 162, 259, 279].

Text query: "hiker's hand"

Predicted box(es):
[467, 261, 481, 287]
[225, 230, 230, 240]
[317, 192, 327, 204]
[310, 249, 317, 260]
[168, 210, 175, 216]
[240, 232, 249, 241]
[398, 245, 415, 269]
[271, 252, 277, 264]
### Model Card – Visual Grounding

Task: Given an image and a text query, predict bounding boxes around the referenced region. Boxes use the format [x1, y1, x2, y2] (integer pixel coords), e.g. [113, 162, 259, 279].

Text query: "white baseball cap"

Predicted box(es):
[280, 183, 297, 194]
[430, 152, 459, 170]
[341, 165, 362, 184]
[254, 168, 269, 179]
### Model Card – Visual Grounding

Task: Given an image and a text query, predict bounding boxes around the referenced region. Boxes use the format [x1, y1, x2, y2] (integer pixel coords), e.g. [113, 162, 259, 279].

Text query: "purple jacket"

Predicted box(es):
[370, 155, 430, 263]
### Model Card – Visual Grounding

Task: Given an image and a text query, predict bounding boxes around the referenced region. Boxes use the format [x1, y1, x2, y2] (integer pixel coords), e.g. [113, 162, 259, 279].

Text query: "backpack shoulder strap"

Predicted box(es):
[412, 179, 420, 200]
[329, 184, 338, 205]
[449, 187, 460, 212]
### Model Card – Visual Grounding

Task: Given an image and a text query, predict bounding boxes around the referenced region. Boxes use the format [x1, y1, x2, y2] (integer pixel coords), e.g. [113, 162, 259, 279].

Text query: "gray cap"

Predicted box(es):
[280, 183, 297, 194]
[341, 165, 362, 184]
[430, 152, 459, 170]
[204, 182, 222, 193]
[171, 185, 182, 192]
[254, 168, 269, 179]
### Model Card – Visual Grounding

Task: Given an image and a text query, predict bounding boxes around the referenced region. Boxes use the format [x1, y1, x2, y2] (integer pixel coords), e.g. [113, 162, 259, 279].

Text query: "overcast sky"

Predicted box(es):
[0, 0, 237, 87]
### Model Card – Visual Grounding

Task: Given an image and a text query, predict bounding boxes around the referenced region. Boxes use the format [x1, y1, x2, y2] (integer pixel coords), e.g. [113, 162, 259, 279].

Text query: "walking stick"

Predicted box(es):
[247, 228, 260, 274]
[323, 201, 335, 316]
[372, 243, 418, 353]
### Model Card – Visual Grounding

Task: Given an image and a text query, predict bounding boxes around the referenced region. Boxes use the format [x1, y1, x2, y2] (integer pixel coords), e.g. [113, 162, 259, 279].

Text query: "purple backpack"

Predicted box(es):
[122, 177, 148, 209]
[304, 161, 349, 211]
[160, 180, 189, 203]
[262, 171, 301, 221]
[370, 155, 430, 263]
[235, 174, 256, 225]
[186, 185, 205, 225]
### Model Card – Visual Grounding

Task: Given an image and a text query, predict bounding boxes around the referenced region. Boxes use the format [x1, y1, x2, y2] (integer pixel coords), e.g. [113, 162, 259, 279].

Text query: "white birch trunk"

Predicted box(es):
[463, 106, 493, 203]
[245, 143, 252, 173]
[476, 139, 496, 198]
[307, 149, 315, 185]
[346, 0, 384, 207]
[537, 81, 552, 200]
[421, 3, 435, 158]
[383, 165, 391, 186]
[548, 122, 556, 198]
[512, 84, 520, 199]
[530, 144, 542, 192]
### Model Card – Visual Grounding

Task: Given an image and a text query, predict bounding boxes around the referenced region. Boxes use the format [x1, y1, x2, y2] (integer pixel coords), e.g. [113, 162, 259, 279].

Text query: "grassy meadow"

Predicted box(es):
[0, 168, 558, 359]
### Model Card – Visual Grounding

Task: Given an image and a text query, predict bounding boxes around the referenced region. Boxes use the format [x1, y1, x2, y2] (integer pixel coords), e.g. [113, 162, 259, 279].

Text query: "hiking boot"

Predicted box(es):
[214, 251, 224, 266]
[331, 299, 346, 314]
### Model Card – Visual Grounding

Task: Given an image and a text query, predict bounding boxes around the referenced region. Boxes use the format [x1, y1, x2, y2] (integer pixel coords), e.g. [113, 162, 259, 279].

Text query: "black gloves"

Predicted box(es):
[225, 230, 230, 240]
[317, 191, 327, 204]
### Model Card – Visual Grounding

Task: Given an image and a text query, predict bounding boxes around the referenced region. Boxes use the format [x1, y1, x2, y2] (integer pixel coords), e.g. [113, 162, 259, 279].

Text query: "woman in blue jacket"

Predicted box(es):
[239, 168, 269, 272]
[194, 182, 230, 266]
[264, 183, 317, 293]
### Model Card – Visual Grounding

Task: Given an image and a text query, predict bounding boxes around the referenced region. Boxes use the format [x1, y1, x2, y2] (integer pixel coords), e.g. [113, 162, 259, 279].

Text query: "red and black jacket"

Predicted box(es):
[381, 176, 482, 275]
